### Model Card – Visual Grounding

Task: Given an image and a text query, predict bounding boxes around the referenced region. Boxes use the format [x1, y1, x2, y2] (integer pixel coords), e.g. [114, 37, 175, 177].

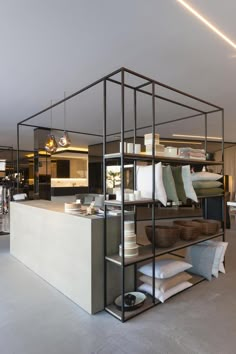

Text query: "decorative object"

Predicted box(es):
[185, 244, 218, 281]
[139, 272, 192, 293]
[193, 219, 221, 235]
[127, 143, 134, 153]
[171, 166, 187, 204]
[136, 162, 167, 206]
[64, 202, 81, 212]
[134, 144, 141, 154]
[181, 165, 198, 203]
[144, 133, 160, 145]
[145, 225, 180, 248]
[191, 171, 223, 181]
[45, 134, 58, 153]
[173, 220, 201, 241]
[164, 146, 178, 157]
[119, 221, 139, 258]
[114, 292, 146, 311]
[119, 142, 127, 153]
[162, 165, 179, 205]
[45, 100, 58, 153]
[58, 92, 71, 148]
[138, 259, 192, 279]
[138, 281, 192, 303]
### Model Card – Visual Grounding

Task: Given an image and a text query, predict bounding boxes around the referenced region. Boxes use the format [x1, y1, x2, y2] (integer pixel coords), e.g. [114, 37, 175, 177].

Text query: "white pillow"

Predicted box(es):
[191, 171, 223, 181]
[204, 240, 228, 274]
[138, 259, 192, 279]
[181, 165, 198, 203]
[138, 281, 192, 303]
[136, 162, 167, 206]
[201, 241, 224, 277]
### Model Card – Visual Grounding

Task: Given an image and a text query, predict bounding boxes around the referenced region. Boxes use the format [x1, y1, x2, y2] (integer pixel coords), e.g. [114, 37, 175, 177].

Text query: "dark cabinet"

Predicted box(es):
[56, 160, 70, 178]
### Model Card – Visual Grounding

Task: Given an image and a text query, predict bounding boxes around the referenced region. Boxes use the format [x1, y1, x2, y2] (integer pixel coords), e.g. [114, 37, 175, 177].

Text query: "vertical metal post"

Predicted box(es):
[204, 114, 208, 219]
[121, 68, 125, 322]
[16, 124, 20, 192]
[133, 90, 137, 238]
[221, 109, 226, 241]
[103, 79, 107, 308]
[152, 82, 156, 304]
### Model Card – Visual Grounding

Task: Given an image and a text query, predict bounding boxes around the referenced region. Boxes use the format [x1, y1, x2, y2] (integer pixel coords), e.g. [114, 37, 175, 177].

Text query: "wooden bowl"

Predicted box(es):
[145, 225, 180, 248]
[192, 219, 221, 235]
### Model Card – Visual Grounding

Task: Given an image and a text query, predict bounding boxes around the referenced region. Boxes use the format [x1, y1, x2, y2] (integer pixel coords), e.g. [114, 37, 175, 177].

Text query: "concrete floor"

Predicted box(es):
[0, 228, 236, 354]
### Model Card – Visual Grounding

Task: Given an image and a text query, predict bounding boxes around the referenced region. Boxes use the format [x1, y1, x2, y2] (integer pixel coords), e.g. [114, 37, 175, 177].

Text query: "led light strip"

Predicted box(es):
[177, 0, 236, 49]
[172, 134, 222, 140]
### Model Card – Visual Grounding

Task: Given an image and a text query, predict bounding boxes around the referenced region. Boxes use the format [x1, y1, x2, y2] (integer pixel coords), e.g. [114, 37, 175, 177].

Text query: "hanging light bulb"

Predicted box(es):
[45, 100, 58, 153]
[58, 92, 71, 148]
[45, 134, 58, 153]
[58, 130, 71, 148]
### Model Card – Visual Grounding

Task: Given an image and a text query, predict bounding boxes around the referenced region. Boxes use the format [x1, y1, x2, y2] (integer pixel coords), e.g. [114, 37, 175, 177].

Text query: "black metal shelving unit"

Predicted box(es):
[102, 68, 224, 322]
[16, 67, 225, 322]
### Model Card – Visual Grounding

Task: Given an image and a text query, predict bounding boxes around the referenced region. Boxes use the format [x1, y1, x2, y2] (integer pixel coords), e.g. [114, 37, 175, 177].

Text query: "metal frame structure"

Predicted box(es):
[16, 67, 225, 322]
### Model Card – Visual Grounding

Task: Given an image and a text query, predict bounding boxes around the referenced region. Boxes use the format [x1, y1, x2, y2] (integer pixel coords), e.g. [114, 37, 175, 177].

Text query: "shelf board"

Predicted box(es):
[105, 293, 157, 321]
[104, 152, 223, 166]
[105, 232, 224, 266]
[105, 274, 205, 321]
[105, 199, 155, 206]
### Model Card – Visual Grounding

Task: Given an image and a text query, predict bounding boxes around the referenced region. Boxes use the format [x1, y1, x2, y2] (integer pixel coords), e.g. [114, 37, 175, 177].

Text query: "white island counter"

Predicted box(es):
[10, 200, 121, 314]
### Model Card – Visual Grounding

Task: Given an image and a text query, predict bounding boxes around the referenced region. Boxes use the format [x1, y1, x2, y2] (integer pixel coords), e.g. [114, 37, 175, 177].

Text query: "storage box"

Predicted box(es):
[144, 133, 160, 145]
[145, 143, 165, 155]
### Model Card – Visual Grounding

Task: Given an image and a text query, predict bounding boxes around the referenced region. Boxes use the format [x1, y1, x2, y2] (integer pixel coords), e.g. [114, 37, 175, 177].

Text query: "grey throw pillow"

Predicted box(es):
[185, 244, 217, 281]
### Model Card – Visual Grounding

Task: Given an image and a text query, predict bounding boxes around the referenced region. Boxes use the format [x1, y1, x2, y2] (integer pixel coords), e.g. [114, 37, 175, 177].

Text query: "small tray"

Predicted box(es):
[114, 292, 146, 312]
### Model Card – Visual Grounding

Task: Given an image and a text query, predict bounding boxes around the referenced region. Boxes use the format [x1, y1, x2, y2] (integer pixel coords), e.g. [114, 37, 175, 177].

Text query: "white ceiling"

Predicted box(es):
[1, 0, 236, 150]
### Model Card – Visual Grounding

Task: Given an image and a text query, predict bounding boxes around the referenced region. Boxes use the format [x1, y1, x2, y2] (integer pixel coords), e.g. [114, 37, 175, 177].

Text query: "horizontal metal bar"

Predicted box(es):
[20, 123, 103, 137]
[123, 67, 223, 110]
[108, 78, 206, 114]
[18, 67, 123, 125]
[135, 81, 152, 89]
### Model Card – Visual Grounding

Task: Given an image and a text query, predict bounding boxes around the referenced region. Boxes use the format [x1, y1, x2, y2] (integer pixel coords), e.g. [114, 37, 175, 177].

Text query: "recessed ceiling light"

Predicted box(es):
[177, 0, 236, 49]
[160, 139, 202, 145]
[172, 134, 222, 140]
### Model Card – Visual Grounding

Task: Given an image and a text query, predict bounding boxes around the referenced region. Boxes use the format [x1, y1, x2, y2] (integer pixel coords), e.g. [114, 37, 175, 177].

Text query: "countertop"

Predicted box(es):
[12, 200, 102, 220]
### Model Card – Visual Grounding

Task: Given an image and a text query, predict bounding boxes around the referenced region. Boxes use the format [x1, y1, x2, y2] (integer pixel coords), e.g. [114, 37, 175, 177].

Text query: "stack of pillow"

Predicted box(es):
[138, 258, 193, 303]
[185, 240, 228, 280]
[136, 162, 198, 206]
[191, 171, 224, 197]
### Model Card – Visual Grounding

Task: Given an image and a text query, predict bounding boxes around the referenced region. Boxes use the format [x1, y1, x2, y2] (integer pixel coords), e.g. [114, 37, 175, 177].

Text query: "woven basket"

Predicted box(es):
[173, 220, 200, 241]
[192, 219, 221, 235]
[145, 225, 180, 248]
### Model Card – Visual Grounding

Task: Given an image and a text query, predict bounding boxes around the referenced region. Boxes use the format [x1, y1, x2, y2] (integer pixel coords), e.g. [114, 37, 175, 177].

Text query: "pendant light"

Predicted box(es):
[58, 92, 71, 148]
[45, 100, 58, 153]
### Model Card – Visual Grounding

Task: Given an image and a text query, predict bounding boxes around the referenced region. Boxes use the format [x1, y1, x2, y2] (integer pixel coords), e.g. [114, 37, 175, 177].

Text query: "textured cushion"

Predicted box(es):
[162, 165, 179, 205]
[192, 181, 223, 189]
[185, 244, 217, 280]
[181, 165, 198, 203]
[139, 272, 192, 292]
[191, 171, 223, 181]
[171, 166, 187, 203]
[138, 259, 192, 279]
[204, 240, 228, 274]
[138, 281, 192, 303]
[136, 162, 167, 206]
[194, 188, 224, 196]
[202, 241, 224, 277]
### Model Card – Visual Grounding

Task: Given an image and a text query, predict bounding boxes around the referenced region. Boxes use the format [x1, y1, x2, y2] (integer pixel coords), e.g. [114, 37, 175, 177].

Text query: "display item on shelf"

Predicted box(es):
[164, 146, 178, 157]
[145, 143, 165, 155]
[144, 133, 160, 145]
[145, 225, 180, 248]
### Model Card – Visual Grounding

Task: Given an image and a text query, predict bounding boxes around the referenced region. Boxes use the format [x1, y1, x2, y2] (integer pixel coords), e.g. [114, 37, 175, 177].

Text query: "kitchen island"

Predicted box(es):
[10, 200, 122, 314]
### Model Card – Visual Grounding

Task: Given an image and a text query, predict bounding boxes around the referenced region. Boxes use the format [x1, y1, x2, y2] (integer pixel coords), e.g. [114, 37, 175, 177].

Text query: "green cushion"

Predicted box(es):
[162, 165, 179, 205]
[171, 166, 187, 203]
[194, 187, 224, 196]
[192, 181, 222, 189]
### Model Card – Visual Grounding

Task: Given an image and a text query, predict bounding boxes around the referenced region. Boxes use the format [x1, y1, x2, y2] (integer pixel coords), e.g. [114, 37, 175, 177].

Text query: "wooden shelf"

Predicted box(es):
[105, 232, 223, 266]
[104, 152, 223, 166]
[105, 274, 205, 321]
[105, 294, 157, 321]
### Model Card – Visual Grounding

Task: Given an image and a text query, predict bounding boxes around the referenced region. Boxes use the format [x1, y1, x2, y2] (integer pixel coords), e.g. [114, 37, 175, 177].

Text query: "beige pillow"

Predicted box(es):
[139, 271, 192, 292]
